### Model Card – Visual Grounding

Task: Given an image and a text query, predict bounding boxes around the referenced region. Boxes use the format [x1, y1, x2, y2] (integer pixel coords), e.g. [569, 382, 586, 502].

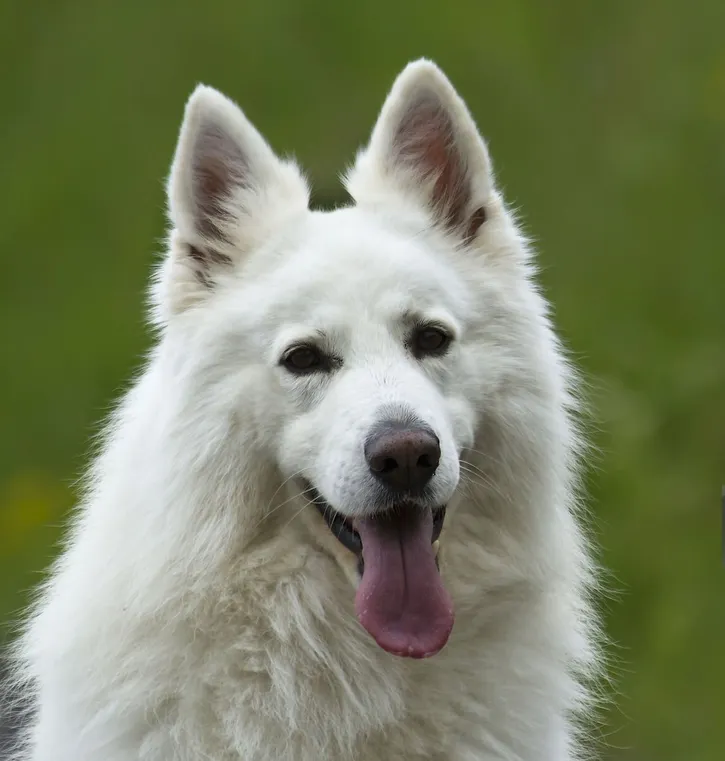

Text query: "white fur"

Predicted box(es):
[11, 60, 601, 761]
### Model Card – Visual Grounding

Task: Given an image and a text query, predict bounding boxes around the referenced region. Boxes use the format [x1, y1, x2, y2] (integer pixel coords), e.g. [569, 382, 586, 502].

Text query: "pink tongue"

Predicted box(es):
[354, 506, 454, 658]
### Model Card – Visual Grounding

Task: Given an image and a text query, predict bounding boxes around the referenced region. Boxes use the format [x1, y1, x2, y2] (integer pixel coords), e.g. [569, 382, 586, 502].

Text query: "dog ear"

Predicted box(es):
[346, 60, 493, 244]
[156, 85, 309, 318]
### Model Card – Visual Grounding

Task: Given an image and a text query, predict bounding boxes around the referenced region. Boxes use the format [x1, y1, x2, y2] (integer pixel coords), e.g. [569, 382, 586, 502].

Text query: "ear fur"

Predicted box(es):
[346, 60, 493, 244]
[155, 85, 309, 320]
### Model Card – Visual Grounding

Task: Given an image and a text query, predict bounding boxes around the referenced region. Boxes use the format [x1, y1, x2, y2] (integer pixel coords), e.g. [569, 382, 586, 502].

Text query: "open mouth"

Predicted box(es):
[303, 482, 453, 659]
[309, 490, 447, 567]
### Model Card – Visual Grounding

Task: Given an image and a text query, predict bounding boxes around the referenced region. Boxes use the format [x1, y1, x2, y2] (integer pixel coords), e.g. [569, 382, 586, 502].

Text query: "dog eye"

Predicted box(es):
[282, 345, 324, 373]
[412, 326, 451, 357]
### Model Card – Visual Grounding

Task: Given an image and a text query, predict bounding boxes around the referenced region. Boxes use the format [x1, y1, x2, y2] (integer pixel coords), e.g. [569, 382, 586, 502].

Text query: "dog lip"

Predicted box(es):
[299, 479, 362, 555]
[313, 500, 363, 555]
[301, 480, 446, 554]
[431, 505, 445, 543]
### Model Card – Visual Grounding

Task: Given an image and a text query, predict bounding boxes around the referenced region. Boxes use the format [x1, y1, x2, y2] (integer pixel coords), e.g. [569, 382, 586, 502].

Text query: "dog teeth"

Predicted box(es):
[432, 540, 440, 556]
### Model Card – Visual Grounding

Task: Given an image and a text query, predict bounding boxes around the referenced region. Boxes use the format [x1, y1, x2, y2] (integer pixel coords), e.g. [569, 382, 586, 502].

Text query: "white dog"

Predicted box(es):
[10, 60, 601, 760]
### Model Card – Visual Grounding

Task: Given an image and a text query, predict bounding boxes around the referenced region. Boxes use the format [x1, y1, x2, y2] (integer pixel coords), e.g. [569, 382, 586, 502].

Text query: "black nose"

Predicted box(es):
[365, 423, 441, 494]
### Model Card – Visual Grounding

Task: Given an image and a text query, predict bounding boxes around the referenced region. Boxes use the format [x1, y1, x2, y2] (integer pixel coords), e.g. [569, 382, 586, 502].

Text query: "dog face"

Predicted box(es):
[155, 60, 539, 657]
[268, 210, 473, 517]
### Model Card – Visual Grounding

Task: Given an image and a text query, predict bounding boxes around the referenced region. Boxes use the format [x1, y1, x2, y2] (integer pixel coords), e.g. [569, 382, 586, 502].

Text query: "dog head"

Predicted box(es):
[153, 61, 546, 658]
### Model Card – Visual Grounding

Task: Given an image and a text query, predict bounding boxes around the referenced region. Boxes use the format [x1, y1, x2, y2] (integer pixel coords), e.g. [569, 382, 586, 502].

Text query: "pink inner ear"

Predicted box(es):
[191, 124, 248, 241]
[394, 95, 471, 233]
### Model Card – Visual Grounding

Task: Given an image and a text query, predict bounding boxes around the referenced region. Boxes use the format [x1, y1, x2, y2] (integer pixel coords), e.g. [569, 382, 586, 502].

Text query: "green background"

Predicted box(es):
[1, 1, 723, 759]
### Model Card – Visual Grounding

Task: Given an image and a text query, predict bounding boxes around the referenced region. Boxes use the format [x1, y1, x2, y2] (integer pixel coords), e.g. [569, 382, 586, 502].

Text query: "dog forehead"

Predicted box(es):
[266, 207, 469, 313]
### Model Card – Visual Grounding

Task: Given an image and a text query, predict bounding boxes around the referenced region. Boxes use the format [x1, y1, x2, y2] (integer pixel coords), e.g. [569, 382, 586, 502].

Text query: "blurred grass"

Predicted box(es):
[1, 1, 723, 759]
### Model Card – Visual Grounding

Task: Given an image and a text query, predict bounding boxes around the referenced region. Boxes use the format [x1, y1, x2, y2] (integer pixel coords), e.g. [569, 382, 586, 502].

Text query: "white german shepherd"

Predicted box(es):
[10, 60, 601, 760]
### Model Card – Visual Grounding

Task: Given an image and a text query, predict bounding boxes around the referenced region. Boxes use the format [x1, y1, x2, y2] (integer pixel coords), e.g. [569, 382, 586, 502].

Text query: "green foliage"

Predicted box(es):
[1, 1, 722, 758]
